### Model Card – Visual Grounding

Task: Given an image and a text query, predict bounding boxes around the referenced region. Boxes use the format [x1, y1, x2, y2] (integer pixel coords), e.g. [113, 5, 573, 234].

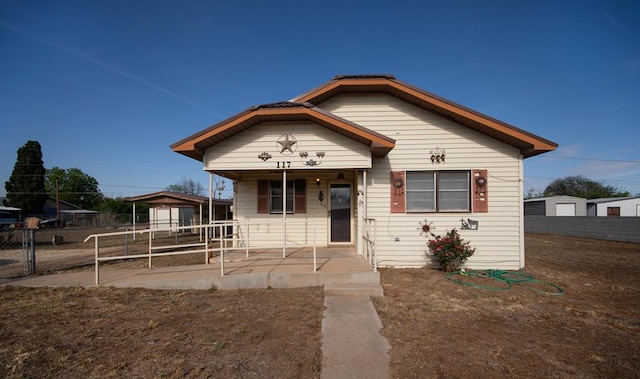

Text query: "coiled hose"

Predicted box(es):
[445, 269, 564, 295]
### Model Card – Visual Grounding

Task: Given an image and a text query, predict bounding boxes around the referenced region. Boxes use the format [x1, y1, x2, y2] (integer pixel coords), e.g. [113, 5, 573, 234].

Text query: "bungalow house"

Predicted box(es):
[171, 75, 557, 270]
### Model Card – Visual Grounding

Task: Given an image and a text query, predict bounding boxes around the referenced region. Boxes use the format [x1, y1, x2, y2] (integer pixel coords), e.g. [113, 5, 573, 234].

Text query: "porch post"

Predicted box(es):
[209, 172, 214, 224]
[282, 170, 287, 258]
[199, 203, 203, 242]
[209, 172, 214, 243]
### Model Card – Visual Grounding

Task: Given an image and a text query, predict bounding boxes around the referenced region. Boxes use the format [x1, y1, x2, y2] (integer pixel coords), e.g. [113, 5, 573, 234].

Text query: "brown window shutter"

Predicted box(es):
[257, 180, 269, 214]
[390, 171, 405, 213]
[472, 170, 488, 213]
[294, 179, 306, 214]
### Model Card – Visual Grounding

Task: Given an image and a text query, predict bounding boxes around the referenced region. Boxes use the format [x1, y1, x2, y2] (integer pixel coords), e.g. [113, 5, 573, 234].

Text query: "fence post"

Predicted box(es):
[95, 236, 100, 286]
[23, 229, 36, 275]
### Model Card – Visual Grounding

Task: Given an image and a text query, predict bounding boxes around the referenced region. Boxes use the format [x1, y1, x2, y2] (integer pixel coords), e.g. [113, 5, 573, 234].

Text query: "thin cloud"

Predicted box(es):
[1, 22, 224, 118]
[553, 144, 584, 158]
[603, 11, 624, 30]
[569, 161, 640, 182]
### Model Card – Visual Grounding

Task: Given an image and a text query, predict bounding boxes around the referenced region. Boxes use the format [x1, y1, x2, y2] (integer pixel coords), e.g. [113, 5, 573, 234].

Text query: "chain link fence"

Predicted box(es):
[0, 213, 207, 281]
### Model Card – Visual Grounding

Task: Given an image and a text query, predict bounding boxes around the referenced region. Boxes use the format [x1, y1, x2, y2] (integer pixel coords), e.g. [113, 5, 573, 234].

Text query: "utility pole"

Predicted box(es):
[55, 179, 60, 218]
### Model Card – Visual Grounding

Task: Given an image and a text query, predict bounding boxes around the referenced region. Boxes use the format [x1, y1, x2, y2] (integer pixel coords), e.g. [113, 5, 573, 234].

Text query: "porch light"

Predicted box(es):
[318, 190, 324, 203]
[316, 177, 321, 186]
[336, 172, 345, 180]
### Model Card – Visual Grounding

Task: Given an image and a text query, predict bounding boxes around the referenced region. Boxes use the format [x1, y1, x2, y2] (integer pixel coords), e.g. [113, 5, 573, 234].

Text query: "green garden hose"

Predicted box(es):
[445, 269, 564, 295]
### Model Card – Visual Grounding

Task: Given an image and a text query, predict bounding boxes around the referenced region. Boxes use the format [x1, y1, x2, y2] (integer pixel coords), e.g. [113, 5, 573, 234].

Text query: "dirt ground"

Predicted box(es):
[1, 233, 639, 378]
[376, 234, 640, 378]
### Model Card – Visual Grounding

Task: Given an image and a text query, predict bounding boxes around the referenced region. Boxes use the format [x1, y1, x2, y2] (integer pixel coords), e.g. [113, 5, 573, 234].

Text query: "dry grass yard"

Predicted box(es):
[1, 234, 638, 378]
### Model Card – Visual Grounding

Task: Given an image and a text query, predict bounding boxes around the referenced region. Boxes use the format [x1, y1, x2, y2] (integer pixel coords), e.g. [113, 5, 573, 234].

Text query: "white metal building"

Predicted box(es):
[587, 197, 640, 217]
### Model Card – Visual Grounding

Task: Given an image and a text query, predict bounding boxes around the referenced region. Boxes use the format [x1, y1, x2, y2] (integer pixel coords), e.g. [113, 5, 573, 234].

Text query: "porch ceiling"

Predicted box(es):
[171, 102, 396, 161]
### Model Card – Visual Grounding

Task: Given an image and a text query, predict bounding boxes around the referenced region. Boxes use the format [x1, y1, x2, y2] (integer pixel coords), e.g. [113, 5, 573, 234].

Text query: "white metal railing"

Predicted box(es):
[210, 219, 318, 277]
[85, 218, 319, 285]
[363, 217, 377, 271]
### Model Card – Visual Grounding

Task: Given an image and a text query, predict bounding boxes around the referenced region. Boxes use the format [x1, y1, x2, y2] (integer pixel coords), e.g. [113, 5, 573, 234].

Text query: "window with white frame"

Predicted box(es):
[270, 180, 294, 213]
[406, 171, 470, 212]
[257, 179, 306, 214]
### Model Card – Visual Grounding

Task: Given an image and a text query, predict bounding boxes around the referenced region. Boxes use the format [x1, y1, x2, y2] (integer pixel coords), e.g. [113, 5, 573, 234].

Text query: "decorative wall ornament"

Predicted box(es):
[304, 159, 322, 166]
[417, 219, 435, 237]
[302, 151, 326, 166]
[430, 147, 445, 163]
[277, 133, 297, 154]
[258, 152, 272, 161]
[460, 218, 479, 230]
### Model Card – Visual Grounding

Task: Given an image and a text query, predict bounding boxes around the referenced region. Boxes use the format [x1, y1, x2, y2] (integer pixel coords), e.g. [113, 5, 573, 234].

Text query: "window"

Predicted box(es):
[270, 180, 294, 213]
[257, 179, 306, 214]
[406, 171, 470, 212]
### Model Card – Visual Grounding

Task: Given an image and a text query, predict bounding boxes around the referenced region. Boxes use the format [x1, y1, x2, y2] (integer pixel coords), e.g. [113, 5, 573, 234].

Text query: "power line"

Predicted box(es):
[541, 156, 640, 163]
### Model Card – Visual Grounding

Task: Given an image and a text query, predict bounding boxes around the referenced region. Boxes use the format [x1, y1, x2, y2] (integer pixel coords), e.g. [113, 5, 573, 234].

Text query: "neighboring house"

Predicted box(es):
[587, 197, 640, 217]
[524, 196, 587, 216]
[171, 74, 557, 269]
[43, 197, 81, 217]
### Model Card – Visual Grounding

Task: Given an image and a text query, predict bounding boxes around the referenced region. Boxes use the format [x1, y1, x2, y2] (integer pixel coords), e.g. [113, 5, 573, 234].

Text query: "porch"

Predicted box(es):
[4, 245, 381, 293]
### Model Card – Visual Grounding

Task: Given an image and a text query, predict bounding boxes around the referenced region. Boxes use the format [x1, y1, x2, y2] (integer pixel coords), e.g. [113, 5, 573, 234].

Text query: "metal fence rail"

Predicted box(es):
[84, 219, 319, 285]
[363, 217, 377, 272]
[210, 219, 318, 277]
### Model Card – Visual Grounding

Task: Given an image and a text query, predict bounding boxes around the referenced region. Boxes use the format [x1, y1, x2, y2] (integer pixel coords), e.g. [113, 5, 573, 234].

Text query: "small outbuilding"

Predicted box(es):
[124, 191, 232, 230]
[524, 196, 587, 216]
[587, 197, 640, 217]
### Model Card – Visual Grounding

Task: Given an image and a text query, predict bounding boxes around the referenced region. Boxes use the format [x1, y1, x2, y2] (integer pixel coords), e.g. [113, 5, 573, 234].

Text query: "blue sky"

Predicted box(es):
[1, 0, 639, 200]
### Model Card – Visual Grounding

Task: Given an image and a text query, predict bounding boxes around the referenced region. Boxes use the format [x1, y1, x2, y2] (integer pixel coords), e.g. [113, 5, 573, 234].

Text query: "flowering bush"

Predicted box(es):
[427, 228, 475, 272]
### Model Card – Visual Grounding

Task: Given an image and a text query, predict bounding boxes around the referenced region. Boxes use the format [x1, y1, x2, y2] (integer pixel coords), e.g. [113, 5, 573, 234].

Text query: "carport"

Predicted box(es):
[124, 191, 232, 232]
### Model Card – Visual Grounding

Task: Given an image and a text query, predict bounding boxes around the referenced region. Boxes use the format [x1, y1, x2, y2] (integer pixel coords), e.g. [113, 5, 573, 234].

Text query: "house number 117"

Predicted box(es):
[276, 161, 291, 168]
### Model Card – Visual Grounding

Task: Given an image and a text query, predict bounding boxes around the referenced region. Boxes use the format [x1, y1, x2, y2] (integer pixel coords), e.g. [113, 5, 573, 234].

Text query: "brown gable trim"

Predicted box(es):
[293, 76, 558, 158]
[124, 191, 232, 205]
[171, 102, 396, 161]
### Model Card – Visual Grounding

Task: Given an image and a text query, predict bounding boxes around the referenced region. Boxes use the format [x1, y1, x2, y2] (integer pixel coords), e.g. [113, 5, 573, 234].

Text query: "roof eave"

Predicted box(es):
[170, 102, 396, 161]
[294, 76, 558, 158]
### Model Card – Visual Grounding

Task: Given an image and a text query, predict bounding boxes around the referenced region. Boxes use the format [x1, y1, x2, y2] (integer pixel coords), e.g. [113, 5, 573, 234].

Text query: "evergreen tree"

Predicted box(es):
[4, 141, 48, 214]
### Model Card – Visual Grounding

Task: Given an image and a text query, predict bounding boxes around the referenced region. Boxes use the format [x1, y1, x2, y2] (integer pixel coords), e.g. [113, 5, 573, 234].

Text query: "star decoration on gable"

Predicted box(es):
[276, 133, 297, 154]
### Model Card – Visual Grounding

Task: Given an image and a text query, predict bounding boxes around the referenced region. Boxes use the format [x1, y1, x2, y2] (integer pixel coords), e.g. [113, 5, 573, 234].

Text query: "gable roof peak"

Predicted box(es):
[247, 101, 314, 111]
[333, 74, 396, 80]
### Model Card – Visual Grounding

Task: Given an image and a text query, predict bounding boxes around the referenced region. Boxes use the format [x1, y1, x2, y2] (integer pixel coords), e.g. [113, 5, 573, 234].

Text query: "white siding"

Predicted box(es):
[234, 174, 330, 247]
[203, 122, 371, 171]
[320, 93, 525, 270]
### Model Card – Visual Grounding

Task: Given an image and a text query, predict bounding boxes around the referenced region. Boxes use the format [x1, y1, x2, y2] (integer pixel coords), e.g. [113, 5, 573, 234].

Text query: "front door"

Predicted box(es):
[330, 184, 351, 243]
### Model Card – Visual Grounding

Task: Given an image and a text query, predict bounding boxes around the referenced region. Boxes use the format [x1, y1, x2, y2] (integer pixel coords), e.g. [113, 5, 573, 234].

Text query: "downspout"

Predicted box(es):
[518, 154, 525, 268]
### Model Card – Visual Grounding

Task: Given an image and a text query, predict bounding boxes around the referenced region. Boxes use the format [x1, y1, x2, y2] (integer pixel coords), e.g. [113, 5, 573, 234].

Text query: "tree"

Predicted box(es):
[45, 167, 103, 210]
[166, 177, 204, 196]
[4, 141, 47, 214]
[544, 175, 630, 199]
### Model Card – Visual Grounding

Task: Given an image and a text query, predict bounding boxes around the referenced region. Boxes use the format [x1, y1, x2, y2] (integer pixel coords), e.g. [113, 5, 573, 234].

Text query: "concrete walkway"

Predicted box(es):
[321, 294, 391, 379]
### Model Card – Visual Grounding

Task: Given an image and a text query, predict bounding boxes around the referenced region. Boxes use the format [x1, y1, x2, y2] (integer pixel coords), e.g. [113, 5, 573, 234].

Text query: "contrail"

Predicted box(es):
[1, 22, 224, 118]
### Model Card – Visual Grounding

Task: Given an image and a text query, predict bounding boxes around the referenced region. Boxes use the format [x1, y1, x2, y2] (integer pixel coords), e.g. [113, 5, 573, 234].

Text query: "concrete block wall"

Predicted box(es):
[525, 216, 640, 243]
